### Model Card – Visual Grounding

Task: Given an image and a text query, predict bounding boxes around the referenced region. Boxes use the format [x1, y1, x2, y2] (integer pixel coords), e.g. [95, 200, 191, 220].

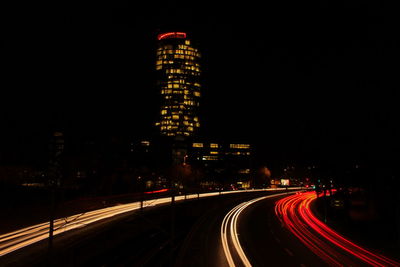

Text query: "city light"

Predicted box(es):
[157, 32, 187, 40]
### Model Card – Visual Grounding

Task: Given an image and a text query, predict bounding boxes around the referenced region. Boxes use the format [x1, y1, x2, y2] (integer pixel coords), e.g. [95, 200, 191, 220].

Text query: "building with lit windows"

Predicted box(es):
[152, 32, 253, 188]
[155, 32, 201, 137]
[189, 142, 253, 189]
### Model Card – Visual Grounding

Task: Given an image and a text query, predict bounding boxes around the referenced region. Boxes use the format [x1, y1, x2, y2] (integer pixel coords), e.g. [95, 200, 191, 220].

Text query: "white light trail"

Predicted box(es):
[221, 192, 294, 267]
[0, 188, 300, 257]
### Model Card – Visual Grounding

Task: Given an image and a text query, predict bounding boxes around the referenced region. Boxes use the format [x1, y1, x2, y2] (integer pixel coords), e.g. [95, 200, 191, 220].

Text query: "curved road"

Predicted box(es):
[0, 189, 290, 257]
[0, 188, 300, 266]
[273, 192, 400, 267]
[221, 191, 400, 266]
[221, 192, 325, 267]
[176, 191, 319, 267]
[3, 189, 398, 266]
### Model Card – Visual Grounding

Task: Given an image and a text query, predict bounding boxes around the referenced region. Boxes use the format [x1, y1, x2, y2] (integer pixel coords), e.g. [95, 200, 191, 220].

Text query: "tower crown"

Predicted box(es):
[157, 32, 187, 40]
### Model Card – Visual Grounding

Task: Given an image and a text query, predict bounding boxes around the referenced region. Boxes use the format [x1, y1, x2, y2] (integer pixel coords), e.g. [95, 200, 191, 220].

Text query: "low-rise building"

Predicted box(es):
[188, 141, 252, 189]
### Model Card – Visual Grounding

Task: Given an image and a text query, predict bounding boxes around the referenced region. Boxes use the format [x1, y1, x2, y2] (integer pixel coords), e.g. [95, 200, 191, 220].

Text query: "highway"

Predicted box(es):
[175, 190, 315, 267]
[3, 188, 397, 266]
[220, 193, 290, 267]
[274, 192, 400, 267]
[218, 191, 400, 267]
[0, 188, 300, 264]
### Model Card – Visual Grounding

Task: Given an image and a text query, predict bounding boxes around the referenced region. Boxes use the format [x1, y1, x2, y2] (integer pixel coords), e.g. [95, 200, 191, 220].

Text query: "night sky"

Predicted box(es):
[2, 1, 399, 166]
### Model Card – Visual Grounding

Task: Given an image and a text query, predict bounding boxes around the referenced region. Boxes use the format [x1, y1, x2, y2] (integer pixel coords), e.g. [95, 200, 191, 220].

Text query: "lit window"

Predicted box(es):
[230, 144, 250, 149]
[183, 100, 194, 106]
[193, 143, 203, 148]
[141, 141, 150, 146]
[202, 156, 218, 161]
[210, 151, 218, 155]
[210, 143, 219, 148]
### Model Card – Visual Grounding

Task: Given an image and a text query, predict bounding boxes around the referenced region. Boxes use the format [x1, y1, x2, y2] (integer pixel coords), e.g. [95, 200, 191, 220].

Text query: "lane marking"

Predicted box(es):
[285, 248, 294, 257]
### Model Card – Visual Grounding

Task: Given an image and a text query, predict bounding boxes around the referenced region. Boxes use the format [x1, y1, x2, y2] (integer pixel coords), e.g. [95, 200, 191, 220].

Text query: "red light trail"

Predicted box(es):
[144, 188, 169, 194]
[157, 32, 187, 40]
[275, 192, 400, 266]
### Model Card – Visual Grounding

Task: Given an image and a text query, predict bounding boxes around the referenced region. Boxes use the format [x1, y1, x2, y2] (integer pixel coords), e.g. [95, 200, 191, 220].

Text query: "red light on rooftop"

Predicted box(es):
[157, 32, 187, 40]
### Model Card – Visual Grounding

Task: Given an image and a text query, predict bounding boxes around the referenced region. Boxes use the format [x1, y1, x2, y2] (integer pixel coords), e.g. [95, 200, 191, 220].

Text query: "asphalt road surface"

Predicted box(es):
[233, 193, 328, 267]
[4, 189, 396, 267]
[176, 191, 326, 267]
[0, 189, 297, 266]
[178, 191, 400, 267]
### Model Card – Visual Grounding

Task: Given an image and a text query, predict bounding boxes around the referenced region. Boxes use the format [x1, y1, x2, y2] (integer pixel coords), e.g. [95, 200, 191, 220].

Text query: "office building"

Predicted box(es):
[189, 141, 252, 189]
[155, 32, 201, 137]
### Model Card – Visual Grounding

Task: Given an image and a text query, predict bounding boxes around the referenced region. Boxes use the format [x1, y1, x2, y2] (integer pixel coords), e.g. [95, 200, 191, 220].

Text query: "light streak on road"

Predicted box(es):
[144, 188, 169, 194]
[275, 192, 400, 267]
[0, 188, 300, 257]
[221, 192, 292, 267]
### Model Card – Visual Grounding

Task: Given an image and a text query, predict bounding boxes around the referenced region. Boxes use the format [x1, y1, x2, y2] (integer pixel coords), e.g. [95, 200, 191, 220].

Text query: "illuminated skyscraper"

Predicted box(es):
[155, 32, 201, 138]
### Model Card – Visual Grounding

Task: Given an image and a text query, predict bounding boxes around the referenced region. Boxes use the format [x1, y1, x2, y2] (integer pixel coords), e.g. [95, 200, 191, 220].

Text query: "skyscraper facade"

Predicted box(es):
[155, 32, 201, 138]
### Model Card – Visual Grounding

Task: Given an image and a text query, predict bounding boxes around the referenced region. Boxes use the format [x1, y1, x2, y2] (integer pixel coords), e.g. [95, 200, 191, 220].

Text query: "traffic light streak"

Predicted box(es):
[0, 188, 299, 257]
[275, 192, 400, 267]
[221, 192, 290, 267]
